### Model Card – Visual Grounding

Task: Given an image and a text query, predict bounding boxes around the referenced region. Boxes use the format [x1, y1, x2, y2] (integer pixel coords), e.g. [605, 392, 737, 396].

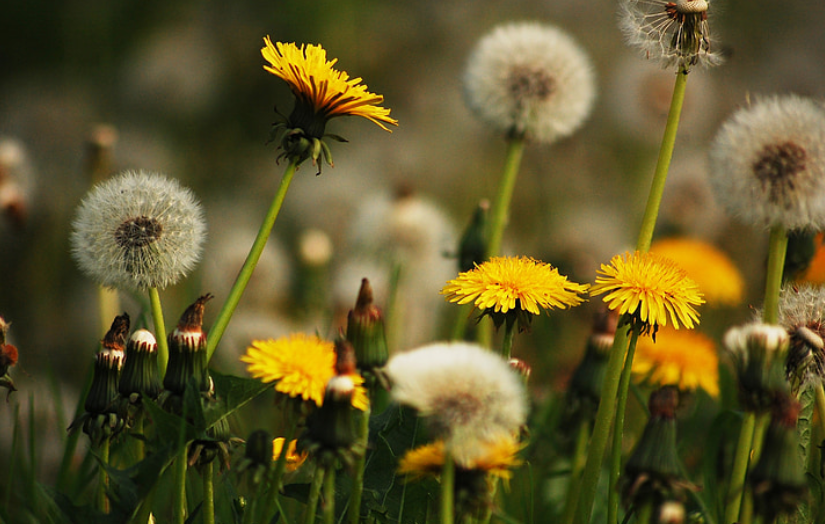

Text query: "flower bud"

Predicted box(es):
[119, 329, 161, 402]
[724, 323, 791, 412]
[346, 279, 388, 371]
[237, 429, 273, 485]
[164, 294, 213, 395]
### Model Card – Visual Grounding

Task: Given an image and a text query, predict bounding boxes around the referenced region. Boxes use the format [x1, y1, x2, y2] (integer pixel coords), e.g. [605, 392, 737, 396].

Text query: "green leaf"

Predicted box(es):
[205, 371, 271, 429]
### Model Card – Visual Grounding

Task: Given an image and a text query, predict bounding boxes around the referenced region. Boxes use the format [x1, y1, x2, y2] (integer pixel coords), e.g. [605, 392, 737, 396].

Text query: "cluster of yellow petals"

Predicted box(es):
[650, 237, 743, 307]
[633, 326, 719, 397]
[261, 37, 398, 131]
[241, 333, 335, 407]
[398, 437, 524, 481]
[590, 251, 704, 330]
[272, 438, 309, 472]
[441, 256, 589, 315]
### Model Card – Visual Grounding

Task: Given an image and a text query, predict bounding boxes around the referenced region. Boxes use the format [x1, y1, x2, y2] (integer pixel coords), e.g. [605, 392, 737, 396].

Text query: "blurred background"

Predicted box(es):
[1, 0, 824, 481]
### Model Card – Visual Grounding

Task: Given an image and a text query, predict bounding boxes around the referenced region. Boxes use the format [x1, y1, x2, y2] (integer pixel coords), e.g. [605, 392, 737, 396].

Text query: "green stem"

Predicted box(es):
[148, 287, 168, 377]
[762, 225, 788, 324]
[815, 385, 825, 438]
[486, 137, 526, 259]
[323, 466, 336, 524]
[725, 411, 757, 524]
[608, 328, 640, 524]
[442, 451, 455, 524]
[570, 324, 630, 524]
[560, 420, 592, 524]
[305, 463, 326, 524]
[207, 159, 299, 362]
[349, 406, 371, 524]
[203, 461, 215, 524]
[173, 450, 188, 524]
[97, 438, 110, 514]
[635, 69, 689, 253]
[636, 500, 654, 524]
[501, 319, 516, 359]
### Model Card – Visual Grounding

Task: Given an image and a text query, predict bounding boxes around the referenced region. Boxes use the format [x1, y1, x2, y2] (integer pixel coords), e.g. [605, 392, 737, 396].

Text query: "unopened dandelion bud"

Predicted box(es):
[724, 323, 790, 412]
[304, 376, 361, 458]
[622, 387, 689, 507]
[508, 358, 531, 382]
[119, 329, 161, 402]
[458, 201, 488, 273]
[85, 314, 129, 414]
[346, 279, 388, 370]
[164, 294, 213, 395]
[658, 501, 686, 524]
[748, 397, 807, 521]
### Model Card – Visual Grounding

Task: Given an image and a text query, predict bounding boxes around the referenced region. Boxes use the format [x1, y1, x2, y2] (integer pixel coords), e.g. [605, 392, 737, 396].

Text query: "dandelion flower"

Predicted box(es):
[70, 171, 206, 291]
[261, 37, 397, 167]
[398, 436, 523, 481]
[463, 22, 596, 144]
[709, 95, 825, 230]
[591, 251, 704, 333]
[385, 342, 527, 463]
[272, 438, 308, 472]
[441, 256, 589, 330]
[619, 0, 723, 71]
[241, 334, 336, 406]
[633, 326, 719, 396]
[650, 237, 743, 306]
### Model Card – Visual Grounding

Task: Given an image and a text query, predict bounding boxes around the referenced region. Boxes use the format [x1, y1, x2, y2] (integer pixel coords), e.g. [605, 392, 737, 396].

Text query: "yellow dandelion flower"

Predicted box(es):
[241, 333, 335, 406]
[346, 373, 370, 411]
[650, 238, 744, 306]
[272, 437, 308, 472]
[441, 256, 588, 330]
[262, 37, 398, 132]
[633, 327, 719, 397]
[398, 437, 523, 482]
[591, 251, 704, 332]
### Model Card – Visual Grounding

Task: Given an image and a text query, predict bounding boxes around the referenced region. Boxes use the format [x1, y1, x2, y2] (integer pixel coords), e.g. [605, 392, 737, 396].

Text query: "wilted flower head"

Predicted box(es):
[634, 326, 719, 396]
[71, 171, 206, 291]
[261, 37, 397, 168]
[590, 251, 704, 335]
[724, 322, 790, 412]
[463, 22, 596, 144]
[778, 284, 825, 390]
[619, 0, 723, 71]
[709, 95, 825, 230]
[385, 342, 527, 463]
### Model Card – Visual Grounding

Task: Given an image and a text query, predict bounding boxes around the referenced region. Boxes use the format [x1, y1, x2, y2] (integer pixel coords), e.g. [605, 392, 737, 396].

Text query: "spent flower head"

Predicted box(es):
[441, 256, 589, 331]
[385, 342, 527, 464]
[709, 95, 825, 230]
[591, 251, 704, 335]
[71, 170, 206, 291]
[463, 22, 596, 144]
[633, 326, 719, 396]
[777, 284, 825, 390]
[262, 37, 397, 168]
[619, 0, 723, 71]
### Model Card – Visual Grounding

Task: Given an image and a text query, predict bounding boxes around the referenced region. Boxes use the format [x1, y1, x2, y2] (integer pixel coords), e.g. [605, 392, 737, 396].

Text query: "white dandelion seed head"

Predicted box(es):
[619, 0, 723, 71]
[463, 21, 596, 144]
[709, 95, 825, 231]
[385, 342, 527, 463]
[777, 283, 825, 386]
[778, 283, 825, 329]
[71, 170, 206, 291]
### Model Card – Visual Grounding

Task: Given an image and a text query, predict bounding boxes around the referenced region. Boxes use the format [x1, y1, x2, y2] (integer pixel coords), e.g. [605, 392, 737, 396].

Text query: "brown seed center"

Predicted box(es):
[508, 66, 555, 103]
[115, 215, 163, 248]
[429, 392, 483, 433]
[752, 141, 808, 203]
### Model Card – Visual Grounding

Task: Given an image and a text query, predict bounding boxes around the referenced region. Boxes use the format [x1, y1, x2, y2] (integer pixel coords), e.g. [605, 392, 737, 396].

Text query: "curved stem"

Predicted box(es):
[570, 324, 630, 524]
[725, 411, 756, 524]
[207, 159, 299, 361]
[441, 451, 455, 524]
[608, 328, 640, 524]
[635, 69, 689, 253]
[202, 461, 215, 524]
[762, 225, 788, 324]
[148, 287, 168, 377]
[486, 138, 526, 259]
